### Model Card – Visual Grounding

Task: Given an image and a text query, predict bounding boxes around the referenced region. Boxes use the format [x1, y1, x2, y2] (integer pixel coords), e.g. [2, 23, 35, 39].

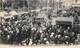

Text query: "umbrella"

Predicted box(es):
[0, 11, 8, 17]
[9, 11, 18, 16]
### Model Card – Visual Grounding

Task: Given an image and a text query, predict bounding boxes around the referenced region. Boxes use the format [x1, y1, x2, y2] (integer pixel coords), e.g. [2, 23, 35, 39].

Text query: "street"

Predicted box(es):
[0, 44, 80, 48]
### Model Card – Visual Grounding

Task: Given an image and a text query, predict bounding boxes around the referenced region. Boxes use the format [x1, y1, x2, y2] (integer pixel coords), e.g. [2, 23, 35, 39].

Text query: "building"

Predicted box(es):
[72, 0, 80, 7]
[49, 0, 80, 9]
[63, 0, 80, 8]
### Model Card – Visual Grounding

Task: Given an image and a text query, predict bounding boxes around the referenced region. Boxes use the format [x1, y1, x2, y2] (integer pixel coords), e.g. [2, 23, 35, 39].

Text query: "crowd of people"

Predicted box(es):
[0, 12, 79, 46]
[0, 7, 80, 45]
[57, 7, 80, 17]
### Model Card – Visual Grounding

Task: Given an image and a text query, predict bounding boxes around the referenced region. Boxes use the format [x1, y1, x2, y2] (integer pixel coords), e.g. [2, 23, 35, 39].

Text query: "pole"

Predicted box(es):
[12, 0, 14, 10]
[27, 0, 29, 12]
[52, 0, 54, 9]
[1, 0, 3, 11]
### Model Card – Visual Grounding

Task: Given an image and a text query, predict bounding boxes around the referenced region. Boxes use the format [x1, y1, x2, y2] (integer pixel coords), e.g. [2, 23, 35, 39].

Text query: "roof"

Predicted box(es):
[56, 21, 72, 25]
[72, 4, 80, 7]
[56, 17, 74, 22]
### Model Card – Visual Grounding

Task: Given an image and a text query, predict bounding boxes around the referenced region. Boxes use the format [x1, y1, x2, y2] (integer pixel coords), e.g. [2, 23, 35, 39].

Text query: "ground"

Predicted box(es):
[0, 44, 80, 48]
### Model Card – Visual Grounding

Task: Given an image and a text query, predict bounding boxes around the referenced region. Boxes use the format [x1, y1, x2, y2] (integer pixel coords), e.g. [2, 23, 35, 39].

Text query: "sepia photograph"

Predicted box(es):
[0, 0, 80, 48]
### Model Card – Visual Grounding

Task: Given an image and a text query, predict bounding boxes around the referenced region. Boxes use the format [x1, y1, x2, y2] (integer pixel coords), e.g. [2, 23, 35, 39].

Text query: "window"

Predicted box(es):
[75, 0, 78, 3]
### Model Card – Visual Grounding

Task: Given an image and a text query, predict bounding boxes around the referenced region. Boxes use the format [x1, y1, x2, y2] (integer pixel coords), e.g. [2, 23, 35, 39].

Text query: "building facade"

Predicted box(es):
[63, 0, 80, 8]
